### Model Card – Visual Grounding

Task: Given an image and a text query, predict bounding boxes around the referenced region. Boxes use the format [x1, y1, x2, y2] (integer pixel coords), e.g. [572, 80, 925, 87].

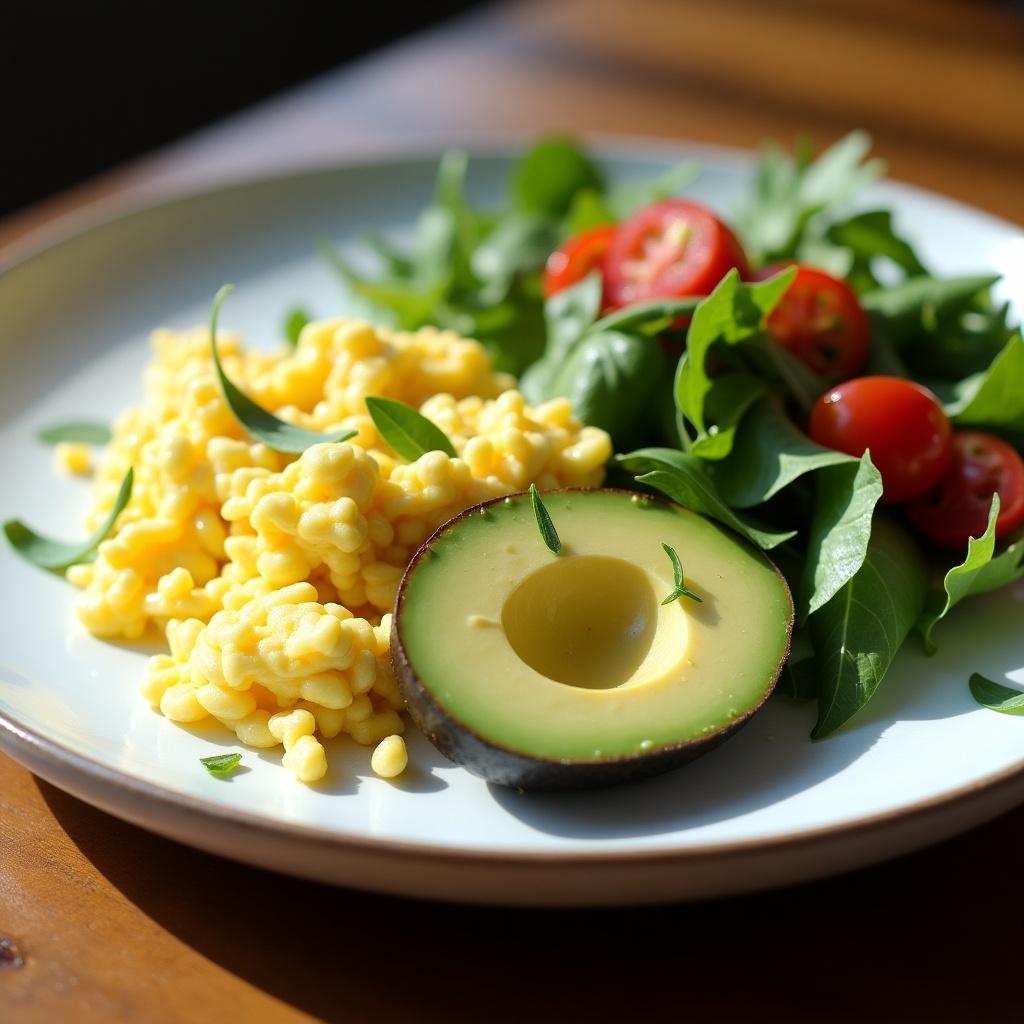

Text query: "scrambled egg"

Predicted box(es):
[67, 318, 612, 782]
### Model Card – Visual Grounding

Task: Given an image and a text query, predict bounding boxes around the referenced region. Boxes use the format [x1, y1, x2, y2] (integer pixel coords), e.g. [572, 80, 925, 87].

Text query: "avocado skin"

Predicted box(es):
[391, 489, 794, 792]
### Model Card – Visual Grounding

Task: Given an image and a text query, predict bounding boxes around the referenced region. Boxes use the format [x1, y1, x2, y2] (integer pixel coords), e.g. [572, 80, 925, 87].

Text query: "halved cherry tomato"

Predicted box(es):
[603, 199, 749, 308]
[757, 264, 869, 378]
[906, 431, 1024, 549]
[808, 376, 952, 504]
[542, 224, 617, 299]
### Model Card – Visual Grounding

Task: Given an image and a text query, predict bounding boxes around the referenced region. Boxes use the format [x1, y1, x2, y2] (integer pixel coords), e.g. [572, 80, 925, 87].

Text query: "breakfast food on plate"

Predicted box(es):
[393, 489, 793, 790]
[7, 131, 1023, 793]
[65, 318, 611, 781]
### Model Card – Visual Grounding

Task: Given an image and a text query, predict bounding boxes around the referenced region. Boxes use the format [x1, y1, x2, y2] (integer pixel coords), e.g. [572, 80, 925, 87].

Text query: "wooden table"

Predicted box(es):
[3, 1, 1023, 1020]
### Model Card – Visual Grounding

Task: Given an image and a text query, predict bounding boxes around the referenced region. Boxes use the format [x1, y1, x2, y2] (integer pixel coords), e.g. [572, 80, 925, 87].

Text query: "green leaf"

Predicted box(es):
[470, 213, 557, 305]
[200, 753, 243, 777]
[210, 286, 358, 455]
[969, 674, 1024, 716]
[590, 296, 701, 336]
[944, 332, 1024, 432]
[735, 132, 883, 263]
[546, 330, 665, 447]
[564, 188, 617, 234]
[283, 307, 311, 348]
[675, 267, 796, 443]
[37, 421, 112, 445]
[660, 542, 702, 604]
[801, 453, 884, 620]
[824, 209, 927, 278]
[4, 467, 134, 573]
[606, 160, 701, 218]
[860, 274, 1000, 324]
[511, 137, 604, 219]
[713, 398, 853, 509]
[688, 373, 769, 461]
[917, 496, 1024, 653]
[617, 448, 797, 550]
[520, 272, 604, 404]
[810, 517, 928, 738]
[529, 483, 562, 555]
[364, 396, 456, 462]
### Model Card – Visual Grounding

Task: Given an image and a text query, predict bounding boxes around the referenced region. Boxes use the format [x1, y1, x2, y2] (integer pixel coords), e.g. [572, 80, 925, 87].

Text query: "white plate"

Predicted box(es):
[2, 143, 1023, 907]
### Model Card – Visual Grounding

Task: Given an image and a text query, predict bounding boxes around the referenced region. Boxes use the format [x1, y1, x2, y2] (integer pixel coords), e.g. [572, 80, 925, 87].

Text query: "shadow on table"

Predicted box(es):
[38, 773, 1024, 1024]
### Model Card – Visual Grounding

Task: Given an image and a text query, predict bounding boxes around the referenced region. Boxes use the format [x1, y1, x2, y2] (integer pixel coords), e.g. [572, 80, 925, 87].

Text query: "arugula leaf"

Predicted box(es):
[364, 396, 456, 462]
[801, 453, 884, 620]
[859, 274, 1000, 323]
[200, 753, 243, 777]
[734, 132, 883, 264]
[545, 329, 666, 447]
[712, 398, 853, 509]
[810, 517, 928, 739]
[283, 308, 311, 347]
[617, 448, 796, 550]
[660, 542, 702, 604]
[969, 674, 1024, 716]
[4, 468, 133, 573]
[529, 484, 562, 555]
[520, 272, 603, 404]
[511, 137, 604, 219]
[210, 286, 357, 455]
[674, 268, 796, 449]
[37, 421, 112, 445]
[944, 332, 1024, 432]
[591, 296, 701, 336]
[824, 209, 927, 283]
[917, 496, 1024, 653]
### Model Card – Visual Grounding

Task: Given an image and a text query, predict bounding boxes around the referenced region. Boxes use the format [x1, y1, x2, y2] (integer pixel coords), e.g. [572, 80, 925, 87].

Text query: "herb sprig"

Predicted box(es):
[364, 396, 457, 461]
[37, 421, 112, 445]
[529, 484, 562, 555]
[660, 543, 703, 605]
[200, 753, 243, 777]
[210, 286, 357, 454]
[4, 468, 134, 572]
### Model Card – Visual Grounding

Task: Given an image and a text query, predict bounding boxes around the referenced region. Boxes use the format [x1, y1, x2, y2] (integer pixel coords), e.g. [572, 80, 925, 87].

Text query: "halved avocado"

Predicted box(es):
[392, 489, 793, 791]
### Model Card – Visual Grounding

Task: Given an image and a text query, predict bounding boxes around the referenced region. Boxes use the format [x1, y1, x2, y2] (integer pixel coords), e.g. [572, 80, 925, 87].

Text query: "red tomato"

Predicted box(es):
[603, 199, 749, 308]
[542, 224, 617, 299]
[906, 431, 1024, 549]
[758, 264, 869, 378]
[808, 376, 952, 504]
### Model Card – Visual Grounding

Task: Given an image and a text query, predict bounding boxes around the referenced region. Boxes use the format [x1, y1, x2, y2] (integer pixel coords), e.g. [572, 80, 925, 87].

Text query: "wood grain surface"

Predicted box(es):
[3, 1, 1024, 1020]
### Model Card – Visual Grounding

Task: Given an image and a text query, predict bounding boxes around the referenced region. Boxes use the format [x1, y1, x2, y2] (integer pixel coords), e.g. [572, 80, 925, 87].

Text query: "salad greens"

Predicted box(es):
[200, 753, 244, 777]
[365, 130, 1019, 741]
[969, 674, 1024, 716]
[283, 307, 311, 347]
[364, 396, 457, 462]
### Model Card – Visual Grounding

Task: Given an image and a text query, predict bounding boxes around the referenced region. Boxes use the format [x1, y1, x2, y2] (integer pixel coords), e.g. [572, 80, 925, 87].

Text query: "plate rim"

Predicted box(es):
[2, 139, 1023, 869]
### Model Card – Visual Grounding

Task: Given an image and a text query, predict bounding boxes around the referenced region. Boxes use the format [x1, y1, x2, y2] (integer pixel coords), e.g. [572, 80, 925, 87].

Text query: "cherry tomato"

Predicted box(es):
[906, 431, 1024, 549]
[542, 224, 617, 299]
[757, 264, 869, 378]
[603, 199, 749, 308]
[808, 376, 952, 504]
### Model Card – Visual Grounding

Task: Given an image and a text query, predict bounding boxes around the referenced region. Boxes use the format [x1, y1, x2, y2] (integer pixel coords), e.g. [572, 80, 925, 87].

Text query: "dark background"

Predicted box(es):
[1, 3, 482, 220]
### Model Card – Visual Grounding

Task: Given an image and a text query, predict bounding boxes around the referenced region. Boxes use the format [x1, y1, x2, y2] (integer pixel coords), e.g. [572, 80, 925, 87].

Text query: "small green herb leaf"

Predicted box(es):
[4, 467, 134, 573]
[210, 286, 357, 455]
[511, 136, 605, 218]
[660, 542, 703, 604]
[944, 332, 1024, 433]
[364, 396, 457, 462]
[283, 307, 311, 347]
[200, 753, 243, 777]
[969, 674, 1024, 716]
[37, 421, 112, 445]
[529, 484, 562, 555]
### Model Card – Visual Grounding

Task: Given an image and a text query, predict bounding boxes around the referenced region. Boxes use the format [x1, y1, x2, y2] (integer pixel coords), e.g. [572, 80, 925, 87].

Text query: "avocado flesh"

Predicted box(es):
[393, 489, 793, 788]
